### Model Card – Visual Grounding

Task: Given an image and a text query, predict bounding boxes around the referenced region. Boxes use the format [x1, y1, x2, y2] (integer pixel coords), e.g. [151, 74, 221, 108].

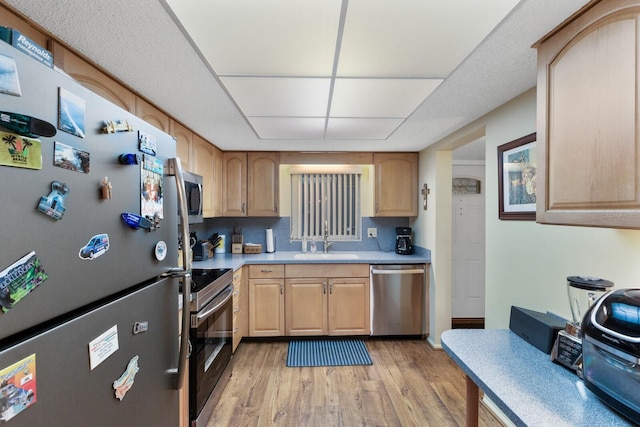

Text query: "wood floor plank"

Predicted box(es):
[206, 339, 503, 427]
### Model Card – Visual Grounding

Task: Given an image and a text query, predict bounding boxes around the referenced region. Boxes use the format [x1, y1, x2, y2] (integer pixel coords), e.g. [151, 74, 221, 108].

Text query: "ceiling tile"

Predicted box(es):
[221, 77, 331, 116]
[326, 117, 404, 140]
[331, 78, 443, 117]
[249, 117, 326, 139]
[167, 0, 342, 76]
[337, 0, 519, 77]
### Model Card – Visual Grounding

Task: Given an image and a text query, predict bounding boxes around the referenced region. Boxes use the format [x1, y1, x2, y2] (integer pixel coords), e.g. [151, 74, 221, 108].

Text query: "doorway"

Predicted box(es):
[451, 143, 486, 328]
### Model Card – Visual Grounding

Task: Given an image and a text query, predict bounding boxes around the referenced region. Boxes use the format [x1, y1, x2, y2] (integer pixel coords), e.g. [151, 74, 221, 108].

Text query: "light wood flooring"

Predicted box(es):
[207, 338, 502, 426]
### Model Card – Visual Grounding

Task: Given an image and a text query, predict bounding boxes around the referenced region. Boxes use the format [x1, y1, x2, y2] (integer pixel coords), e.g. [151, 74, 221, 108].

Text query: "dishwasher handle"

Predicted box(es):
[371, 266, 425, 275]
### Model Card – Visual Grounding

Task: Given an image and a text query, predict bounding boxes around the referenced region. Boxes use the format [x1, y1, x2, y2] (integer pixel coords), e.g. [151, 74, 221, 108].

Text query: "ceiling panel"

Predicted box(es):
[250, 117, 326, 139]
[326, 118, 404, 140]
[337, 0, 520, 77]
[221, 76, 331, 116]
[168, 0, 342, 76]
[330, 78, 443, 117]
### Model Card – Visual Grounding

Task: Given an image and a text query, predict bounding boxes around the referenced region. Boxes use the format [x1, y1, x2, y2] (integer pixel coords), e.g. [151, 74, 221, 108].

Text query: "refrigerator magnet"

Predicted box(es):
[36, 181, 69, 220]
[78, 234, 110, 260]
[0, 353, 37, 421]
[0, 131, 43, 170]
[0, 251, 48, 313]
[154, 241, 167, 261]
[113, 355, 139, 401]
[138, 130, 156, 156]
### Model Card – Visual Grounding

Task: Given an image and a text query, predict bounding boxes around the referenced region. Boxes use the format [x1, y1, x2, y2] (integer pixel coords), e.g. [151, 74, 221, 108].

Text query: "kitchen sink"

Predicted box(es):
[293, 252, 360, 260]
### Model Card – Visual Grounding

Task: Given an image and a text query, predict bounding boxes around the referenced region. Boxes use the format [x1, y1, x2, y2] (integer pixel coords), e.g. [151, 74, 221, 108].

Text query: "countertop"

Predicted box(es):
[192, 250, 430, 271]
[441, 329, 633, 427]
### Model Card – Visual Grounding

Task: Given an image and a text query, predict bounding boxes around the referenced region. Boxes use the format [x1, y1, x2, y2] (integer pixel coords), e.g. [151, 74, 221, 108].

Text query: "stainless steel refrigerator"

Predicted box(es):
[0, 40, 187, 425]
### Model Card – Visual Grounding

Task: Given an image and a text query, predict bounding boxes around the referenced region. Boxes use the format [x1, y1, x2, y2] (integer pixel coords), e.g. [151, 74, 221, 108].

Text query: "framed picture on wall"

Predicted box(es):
[497, 132, 537, 220]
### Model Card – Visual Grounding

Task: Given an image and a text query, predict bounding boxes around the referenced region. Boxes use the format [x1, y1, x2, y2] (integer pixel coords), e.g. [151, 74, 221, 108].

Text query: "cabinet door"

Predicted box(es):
[211, 145, 223, 218]
[328, 278, 370, 335]
[536, 0, 640, 228]
[51, 42, 136, 113]
[232, 267, 245, 352]
[135, 97, 170, 133]
[248, 278, 284, 337]
[192, 135, 215, 218]
[222, 152, 247, 216]
[374, 153, 418, 216]
[285, 278, 327, 336]
[247, 152, 280, 216]
[170, 120, 192, 172]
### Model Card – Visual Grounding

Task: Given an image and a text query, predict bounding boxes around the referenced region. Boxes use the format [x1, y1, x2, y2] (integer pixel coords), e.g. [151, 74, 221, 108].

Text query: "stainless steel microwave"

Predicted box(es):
[181, 170, 203, 224]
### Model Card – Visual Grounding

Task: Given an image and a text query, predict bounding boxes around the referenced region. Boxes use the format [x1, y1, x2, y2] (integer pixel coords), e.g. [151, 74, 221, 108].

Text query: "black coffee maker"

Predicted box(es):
[395, 227, 413, 255]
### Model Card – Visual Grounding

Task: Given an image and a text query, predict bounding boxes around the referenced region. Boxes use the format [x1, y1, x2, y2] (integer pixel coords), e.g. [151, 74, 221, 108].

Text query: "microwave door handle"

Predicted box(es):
[198, 183, 203, 214]
[168, 157, 191, 390]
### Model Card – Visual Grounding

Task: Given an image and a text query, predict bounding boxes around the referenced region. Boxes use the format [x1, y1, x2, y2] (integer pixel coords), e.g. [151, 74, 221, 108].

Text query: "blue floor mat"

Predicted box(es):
[286, 339, 373, 367]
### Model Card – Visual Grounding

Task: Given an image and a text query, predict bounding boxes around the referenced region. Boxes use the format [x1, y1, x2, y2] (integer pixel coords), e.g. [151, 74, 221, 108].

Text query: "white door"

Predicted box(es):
[452, 174, 485, 318]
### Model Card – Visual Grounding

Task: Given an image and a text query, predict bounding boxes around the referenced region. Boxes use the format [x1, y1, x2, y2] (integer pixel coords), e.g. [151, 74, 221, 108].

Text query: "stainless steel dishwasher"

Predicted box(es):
[370, 264, 426, 336]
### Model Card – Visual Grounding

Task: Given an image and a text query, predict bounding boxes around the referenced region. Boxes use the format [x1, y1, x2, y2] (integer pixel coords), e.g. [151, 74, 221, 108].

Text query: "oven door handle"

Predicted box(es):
[193, 286, 233, 328]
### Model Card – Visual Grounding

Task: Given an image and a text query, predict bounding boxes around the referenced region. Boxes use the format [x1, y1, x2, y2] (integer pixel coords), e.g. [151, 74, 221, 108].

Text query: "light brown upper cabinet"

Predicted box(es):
[135, 97, 170, 133]
[192, 135, 217, 218]
[374, 153, 418, 217]
[51, 42, 137, 113]
[170, 120, 192, 172]
[535, 0, 640, 228]
[222, 152, 279, 217]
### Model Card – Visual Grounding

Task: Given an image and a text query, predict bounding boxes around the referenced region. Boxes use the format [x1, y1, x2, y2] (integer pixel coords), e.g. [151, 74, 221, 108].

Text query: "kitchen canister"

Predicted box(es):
[215, 234, 226, 253]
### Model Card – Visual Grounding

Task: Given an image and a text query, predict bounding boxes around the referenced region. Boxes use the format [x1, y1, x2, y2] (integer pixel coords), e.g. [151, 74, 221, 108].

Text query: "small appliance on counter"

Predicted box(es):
[551, 276, 613, 372]
[581, 288, 640, 425]
[395, 227, 413, 255]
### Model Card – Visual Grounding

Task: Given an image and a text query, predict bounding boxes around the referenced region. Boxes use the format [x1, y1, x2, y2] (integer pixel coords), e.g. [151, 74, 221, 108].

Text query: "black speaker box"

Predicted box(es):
[509, 306, 566, 354]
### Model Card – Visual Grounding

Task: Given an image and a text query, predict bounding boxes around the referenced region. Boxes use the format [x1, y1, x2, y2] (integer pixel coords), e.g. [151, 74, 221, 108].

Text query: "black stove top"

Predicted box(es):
[190, 268, 231, 292]
[180, 268, 233, 312]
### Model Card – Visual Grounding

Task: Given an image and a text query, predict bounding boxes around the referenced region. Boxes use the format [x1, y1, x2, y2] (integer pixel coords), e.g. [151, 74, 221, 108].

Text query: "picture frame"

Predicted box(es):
[497, 132, 537, 220]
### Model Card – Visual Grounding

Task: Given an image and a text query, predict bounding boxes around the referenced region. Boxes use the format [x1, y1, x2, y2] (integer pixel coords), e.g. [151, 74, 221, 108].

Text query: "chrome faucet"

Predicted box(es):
[323, 220, 333, 253]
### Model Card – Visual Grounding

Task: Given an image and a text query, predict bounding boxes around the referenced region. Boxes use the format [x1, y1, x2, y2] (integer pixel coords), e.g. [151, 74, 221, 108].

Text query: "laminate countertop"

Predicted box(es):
[192, 250, 430, 271]
[441, 329, 633, 427]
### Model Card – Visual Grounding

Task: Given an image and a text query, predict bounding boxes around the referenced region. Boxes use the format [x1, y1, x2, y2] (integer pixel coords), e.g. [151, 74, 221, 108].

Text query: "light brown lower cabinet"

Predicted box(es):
[248, 265, 285, 337]
[285, 264, 370, 336]
[232, 266, 247, 352]
[249, 263, 370, 337]
[285, 276, 370, 336]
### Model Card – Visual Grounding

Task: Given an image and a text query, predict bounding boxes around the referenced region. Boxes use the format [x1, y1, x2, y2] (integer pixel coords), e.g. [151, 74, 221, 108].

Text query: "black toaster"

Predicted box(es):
[581, 288, 640, 425]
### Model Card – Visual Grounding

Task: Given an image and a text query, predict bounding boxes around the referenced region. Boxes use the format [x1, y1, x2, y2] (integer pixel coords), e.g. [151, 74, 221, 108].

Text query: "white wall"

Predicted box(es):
[418, 87, 640, 346]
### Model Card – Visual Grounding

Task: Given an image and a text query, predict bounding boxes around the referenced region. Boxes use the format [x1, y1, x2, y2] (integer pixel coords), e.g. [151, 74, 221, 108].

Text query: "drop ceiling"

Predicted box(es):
[164, 0, 517, 141]
[3, 0, 590, 152]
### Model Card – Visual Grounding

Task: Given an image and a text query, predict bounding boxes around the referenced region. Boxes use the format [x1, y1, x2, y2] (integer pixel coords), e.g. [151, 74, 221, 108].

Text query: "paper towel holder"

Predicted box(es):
[266, 228, 276, 253]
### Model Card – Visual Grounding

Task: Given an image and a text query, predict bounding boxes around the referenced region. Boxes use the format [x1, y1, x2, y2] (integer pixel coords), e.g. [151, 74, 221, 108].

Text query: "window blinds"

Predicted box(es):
[291, 172, 361, 240]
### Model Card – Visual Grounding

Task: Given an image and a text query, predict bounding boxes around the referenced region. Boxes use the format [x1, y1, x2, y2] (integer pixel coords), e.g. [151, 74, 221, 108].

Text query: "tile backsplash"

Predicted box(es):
[189, 216, 410, 254]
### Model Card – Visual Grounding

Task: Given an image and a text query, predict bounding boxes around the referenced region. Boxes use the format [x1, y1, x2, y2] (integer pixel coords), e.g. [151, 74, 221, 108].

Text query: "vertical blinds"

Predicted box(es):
[291, 173, 361, 240]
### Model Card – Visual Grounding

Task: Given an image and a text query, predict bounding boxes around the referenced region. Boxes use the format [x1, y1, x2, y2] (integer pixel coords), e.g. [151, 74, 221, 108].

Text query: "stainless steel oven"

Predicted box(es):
[181, 268, 233, 427]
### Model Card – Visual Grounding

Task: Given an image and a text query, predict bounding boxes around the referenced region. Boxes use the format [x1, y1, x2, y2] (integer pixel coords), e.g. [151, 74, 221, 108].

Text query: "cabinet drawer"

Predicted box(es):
[286, 263, 369, 278]
[249, 264, 284, 278]
[232, 268, 243, 286]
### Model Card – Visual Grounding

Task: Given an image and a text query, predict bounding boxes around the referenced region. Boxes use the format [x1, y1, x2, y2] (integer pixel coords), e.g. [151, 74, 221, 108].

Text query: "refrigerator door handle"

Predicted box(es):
[168, 157, 191, 390]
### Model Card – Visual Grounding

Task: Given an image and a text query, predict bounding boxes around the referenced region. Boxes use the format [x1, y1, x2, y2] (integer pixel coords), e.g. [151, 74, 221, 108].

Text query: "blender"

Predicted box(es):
[551, 276, 613, 373]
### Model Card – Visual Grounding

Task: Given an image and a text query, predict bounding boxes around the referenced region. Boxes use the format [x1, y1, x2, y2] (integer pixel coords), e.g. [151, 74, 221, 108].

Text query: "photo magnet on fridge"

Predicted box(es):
[58, 87, 85, 138]
[0, 53, 21, 96]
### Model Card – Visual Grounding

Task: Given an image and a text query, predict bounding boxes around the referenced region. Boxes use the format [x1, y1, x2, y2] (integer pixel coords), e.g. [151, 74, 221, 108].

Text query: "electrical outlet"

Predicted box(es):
[367, 228, 377, 238]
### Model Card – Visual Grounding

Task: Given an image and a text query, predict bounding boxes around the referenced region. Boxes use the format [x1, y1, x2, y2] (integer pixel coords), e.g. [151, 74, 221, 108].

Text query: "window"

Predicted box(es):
[290, 167, 362, 241]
